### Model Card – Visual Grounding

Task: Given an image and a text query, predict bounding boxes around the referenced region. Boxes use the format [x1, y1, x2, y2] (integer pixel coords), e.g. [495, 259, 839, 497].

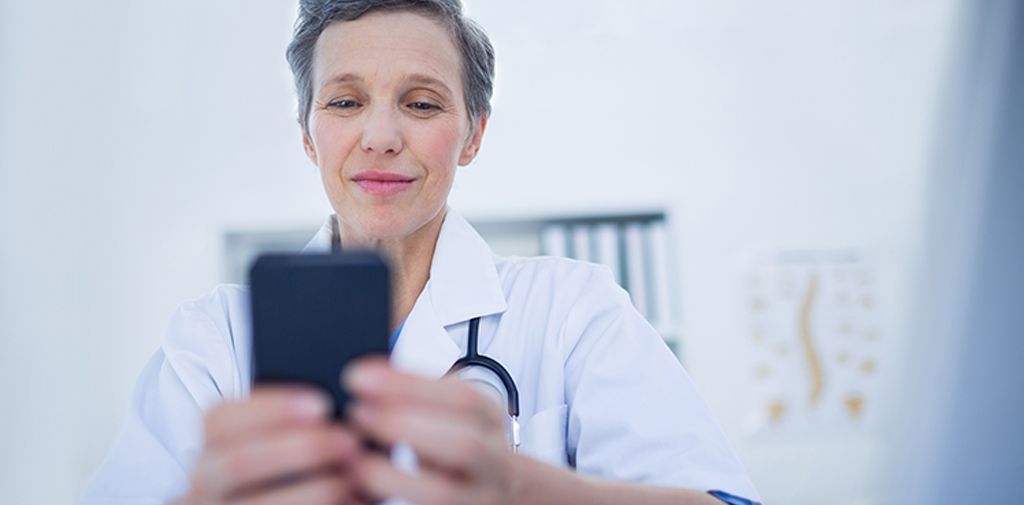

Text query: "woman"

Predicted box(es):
[81, 1, 760, 504]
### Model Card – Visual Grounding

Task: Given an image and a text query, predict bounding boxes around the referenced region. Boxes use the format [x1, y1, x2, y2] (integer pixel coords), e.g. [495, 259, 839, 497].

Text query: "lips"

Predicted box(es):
[351, 170, 416, 196]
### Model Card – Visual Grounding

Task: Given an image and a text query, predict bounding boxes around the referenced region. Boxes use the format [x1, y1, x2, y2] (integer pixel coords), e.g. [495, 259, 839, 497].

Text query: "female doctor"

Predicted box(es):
[81, 1, 760, 504]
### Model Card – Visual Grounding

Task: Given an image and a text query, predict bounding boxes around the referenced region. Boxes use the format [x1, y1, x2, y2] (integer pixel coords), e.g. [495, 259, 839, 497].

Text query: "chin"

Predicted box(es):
[347, 209, 432, 242]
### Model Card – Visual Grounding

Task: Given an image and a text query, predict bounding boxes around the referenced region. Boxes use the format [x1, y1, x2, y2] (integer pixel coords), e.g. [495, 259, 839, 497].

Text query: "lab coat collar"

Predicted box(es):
[425, 208, 508, 326]
[390, 208, 508, 378]
[300, 219, 332, 253]
[302, 208, 508, 379]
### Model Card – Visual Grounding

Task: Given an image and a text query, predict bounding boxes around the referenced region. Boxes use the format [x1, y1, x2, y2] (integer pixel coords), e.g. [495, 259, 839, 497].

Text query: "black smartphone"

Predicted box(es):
[249, 252, 390, 419]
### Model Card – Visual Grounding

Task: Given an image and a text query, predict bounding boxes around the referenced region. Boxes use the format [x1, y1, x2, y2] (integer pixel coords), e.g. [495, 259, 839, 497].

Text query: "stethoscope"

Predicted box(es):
[331, 216, 521, 452]
[448, 317, 521, 452]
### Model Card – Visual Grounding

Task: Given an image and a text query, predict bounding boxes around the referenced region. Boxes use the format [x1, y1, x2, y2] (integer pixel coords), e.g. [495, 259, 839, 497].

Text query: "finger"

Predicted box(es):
[230, 470, 354, 505]
[354, 450, 470, 505]
[350, 404, 506, 475]
[344, 361, 504, 428]
[204, 387, 331, 448]
[193, 426, 358, 498]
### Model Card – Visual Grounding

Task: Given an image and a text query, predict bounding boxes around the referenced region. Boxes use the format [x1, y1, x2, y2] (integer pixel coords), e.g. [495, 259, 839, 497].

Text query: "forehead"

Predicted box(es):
[313, 11, 463, 94]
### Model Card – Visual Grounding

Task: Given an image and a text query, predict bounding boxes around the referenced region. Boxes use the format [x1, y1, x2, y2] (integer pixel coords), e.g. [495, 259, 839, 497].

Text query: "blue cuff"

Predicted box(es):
[708, 489, 761, 505]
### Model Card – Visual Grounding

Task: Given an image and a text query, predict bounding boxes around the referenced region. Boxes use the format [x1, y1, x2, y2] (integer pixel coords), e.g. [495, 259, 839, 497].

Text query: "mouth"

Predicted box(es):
[351, 170, 416, 196]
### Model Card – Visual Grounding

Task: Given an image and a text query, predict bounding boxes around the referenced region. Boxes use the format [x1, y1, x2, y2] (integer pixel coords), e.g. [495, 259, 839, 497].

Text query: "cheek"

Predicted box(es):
[410, 122, 465, 182]
[309, 120, 356, 206]
[310, 118, 359, 170]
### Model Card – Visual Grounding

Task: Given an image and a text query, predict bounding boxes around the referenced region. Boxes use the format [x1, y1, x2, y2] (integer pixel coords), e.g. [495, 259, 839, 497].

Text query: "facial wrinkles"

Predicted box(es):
[314, 18, 464, 106]
[299, 12, 488, 253]
[318, 68, 458, 116]
[309, 14, 472, 177]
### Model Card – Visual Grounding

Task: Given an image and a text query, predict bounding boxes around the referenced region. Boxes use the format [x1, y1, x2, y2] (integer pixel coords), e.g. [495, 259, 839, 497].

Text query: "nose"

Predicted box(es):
[360, 106, 403, 155]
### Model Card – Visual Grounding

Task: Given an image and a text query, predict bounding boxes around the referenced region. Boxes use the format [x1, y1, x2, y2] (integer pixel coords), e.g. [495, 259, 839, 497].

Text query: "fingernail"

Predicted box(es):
[342, 363, 379, 392]
[294, 390, 331, 418]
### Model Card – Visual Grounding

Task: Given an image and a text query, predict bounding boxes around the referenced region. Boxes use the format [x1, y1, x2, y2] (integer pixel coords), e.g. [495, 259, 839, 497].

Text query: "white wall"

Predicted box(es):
[0, 1, 958, 504]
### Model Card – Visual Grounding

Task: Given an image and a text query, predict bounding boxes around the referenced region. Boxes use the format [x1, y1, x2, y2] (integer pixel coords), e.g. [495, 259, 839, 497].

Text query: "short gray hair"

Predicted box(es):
[287, 0, 495, 135]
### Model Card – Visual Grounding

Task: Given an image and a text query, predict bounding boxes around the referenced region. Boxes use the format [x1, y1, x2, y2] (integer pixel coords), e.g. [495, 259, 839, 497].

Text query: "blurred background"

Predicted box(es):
[1, 1, 1021, 504]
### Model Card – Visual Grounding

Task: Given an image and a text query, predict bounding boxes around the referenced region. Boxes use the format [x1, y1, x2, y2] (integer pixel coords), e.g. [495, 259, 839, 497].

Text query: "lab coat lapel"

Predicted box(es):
[390, 208, 507, 378]
[428, 209, 507, 326]
[389, 287, 461, 378]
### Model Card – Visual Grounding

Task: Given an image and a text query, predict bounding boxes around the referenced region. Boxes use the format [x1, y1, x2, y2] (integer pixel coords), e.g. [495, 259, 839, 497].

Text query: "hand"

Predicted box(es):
[341, 360, 725, 505]
[344, 358, 521, 505]
[173, 387, 363, 505]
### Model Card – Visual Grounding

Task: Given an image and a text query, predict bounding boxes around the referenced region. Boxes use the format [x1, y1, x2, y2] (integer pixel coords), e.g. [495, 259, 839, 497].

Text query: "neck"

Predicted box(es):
[334, 208, 447, 332]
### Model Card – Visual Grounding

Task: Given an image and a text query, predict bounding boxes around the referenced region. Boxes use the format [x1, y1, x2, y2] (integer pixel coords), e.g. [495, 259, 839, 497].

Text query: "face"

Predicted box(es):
[303, 11, 486, 242]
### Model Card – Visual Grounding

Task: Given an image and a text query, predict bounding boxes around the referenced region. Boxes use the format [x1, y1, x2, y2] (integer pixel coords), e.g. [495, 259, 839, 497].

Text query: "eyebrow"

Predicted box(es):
[320, 72, 455, 97]
[404, 74, 454, 97]
[322, 73, 362, 87]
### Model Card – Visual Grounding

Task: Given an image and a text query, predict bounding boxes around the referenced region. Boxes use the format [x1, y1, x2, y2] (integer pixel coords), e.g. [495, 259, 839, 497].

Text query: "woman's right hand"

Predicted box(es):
[173, 387, 362, 505]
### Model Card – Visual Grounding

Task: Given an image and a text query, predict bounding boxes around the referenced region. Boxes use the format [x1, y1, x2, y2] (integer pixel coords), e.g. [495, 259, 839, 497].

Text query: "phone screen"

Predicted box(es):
[249, 252, 390, 419]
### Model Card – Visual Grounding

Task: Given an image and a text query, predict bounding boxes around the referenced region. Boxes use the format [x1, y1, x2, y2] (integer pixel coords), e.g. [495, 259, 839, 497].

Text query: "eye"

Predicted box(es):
[409, 102, 439, 111]
[328, 99, 360, 109]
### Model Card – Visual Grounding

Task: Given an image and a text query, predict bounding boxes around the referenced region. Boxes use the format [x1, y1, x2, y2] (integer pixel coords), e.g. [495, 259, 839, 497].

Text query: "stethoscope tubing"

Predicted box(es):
[331, 216, 522, 452]
[446, 317, 521, 452]
[448, 318, 520, 418]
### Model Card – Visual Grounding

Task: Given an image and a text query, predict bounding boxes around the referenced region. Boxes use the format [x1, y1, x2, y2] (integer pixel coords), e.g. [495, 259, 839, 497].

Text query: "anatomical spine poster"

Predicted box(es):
[741, 249, 881, 436]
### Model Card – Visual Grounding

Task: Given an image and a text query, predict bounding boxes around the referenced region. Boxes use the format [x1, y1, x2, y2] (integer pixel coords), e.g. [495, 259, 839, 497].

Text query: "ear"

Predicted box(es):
[302, 128, 319, 166]
[458, 113, 488, 166]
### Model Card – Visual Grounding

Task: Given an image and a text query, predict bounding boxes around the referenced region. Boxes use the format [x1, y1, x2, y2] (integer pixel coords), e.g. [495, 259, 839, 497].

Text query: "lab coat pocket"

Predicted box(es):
[520, 404, 568, 467]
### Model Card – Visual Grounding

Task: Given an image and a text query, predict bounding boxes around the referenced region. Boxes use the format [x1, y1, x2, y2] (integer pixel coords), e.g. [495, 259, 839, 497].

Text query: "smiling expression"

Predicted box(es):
[302, 11, 486, 242]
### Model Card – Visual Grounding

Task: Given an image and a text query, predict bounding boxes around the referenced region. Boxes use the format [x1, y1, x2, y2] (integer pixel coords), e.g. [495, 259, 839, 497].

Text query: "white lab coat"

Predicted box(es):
[80, 209, 760, 504]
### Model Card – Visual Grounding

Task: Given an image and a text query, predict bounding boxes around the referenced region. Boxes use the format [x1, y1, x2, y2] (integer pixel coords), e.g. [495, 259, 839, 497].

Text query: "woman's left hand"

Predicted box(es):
[344, 358, 522, 505]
